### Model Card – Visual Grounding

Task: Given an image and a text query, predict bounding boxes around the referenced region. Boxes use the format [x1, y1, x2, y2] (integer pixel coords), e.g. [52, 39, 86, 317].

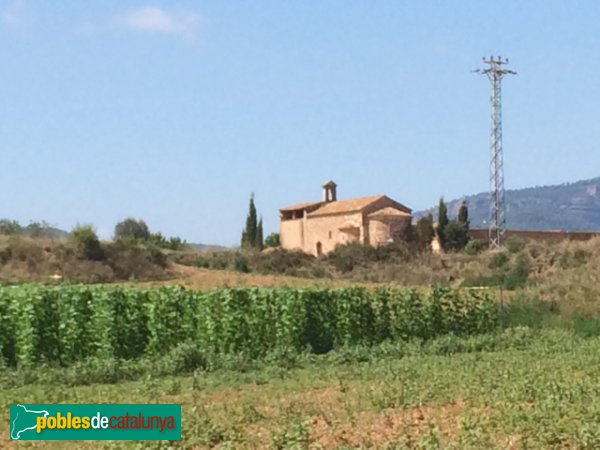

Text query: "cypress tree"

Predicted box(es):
[458, 201, 470, 229]
[449, 200, 470, 251]
[437, 197, 449, 249]
[241, 193, 259, 250]
[256, 217, 264, 250]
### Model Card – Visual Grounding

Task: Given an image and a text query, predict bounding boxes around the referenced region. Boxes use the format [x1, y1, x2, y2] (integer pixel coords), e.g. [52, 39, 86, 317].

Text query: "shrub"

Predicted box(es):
[506, 236, 525, 254]
[187, 252, 233, 270]
[373, 242, 414, 262]
[489, 252, 509, 269]
[61, 260, 114, 283]
[464, 252, 529, 290]
[503, 255, 529, 290]
[167, 236, 186, 250]
[328, 242, 377, 273]
[264, 233, 280, 248]
[149, 232, 167, 248]
[573, 248, 587, 265]
[233, 253, 249, 273]
[208, 253, 231, 270]
[465, 239, 483, 255]
[104, 241, 166, 280]
[69, 225, 104, 261]
[6, 237, 45, 271]
[166, 342, 208, 373]
[0, 246, 10, 265]
[571, 313, 600, 337]
[252, 248, 313, 275]
[499, 295, 560, 328]
[559, 248, 588, 269]
[146, 243, 167, 268]
[149, 232, 187, 250]
[461, 274, 503, 288]
[193, 257, 210, 269]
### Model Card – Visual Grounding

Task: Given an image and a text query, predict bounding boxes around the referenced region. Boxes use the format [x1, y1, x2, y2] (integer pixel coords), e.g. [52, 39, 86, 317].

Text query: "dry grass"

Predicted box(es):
[0, 235, 175, 284]
[3, 233, 600, 316]
[139, 263, 355, 289]
[526, 237, 600, 314]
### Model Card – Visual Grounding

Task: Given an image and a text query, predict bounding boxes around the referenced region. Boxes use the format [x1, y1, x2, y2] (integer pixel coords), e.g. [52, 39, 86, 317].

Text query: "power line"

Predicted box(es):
[474, 56, 516, 248]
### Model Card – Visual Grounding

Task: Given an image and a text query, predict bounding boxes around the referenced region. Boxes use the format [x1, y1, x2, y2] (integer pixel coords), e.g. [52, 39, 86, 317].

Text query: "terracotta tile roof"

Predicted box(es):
[279, 201, 323, 212]
[368, 207, 411, 218]
[307, 195, 385, 217]
[339, 222, 360, 230]
[281, 194, 412, 217]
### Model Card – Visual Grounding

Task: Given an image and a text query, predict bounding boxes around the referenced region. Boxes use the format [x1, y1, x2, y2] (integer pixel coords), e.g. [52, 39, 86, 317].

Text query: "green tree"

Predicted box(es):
[114, 218, 151, 241]
[25, 221, 49, 237]
[256, 217, 264, 250]
[264, 232, 280, 248]
[149, 232, 168, 247]
[69, 224, 104, 261]
[149, 232, 186, 250]
[241, 194, 259, 250]
[444, 200, 471, 251]
[458, 201, 469, 229]
[167, 236, 186, 251]
[436, 197, 449, 249]
[443, 220, 469, 251]
[0, 219, 22, 235]
[415, 214, 435, 250]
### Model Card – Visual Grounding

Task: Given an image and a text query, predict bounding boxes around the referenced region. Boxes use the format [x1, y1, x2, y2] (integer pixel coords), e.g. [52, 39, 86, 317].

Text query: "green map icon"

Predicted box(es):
[10, 404, 49, 440]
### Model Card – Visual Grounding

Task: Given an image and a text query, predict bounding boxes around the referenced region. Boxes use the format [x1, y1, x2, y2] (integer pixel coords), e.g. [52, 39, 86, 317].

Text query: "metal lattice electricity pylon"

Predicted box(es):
[474, 56, 516, 248]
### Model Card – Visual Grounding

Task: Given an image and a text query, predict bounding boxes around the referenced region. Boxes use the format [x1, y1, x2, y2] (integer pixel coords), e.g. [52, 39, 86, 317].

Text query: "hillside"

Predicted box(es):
[188, 242, 231, 252]
[417, 176, 600, 231]
[0, 220, 68, 239]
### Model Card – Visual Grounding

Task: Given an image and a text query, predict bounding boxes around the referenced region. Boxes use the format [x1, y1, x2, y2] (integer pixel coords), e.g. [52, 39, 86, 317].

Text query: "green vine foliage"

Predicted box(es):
[0, 284, 499, 368]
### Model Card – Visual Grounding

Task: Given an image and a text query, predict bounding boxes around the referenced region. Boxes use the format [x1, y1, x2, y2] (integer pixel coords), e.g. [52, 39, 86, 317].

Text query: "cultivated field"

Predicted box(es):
[1, 283, 600, 448]
[2, 325, 599, 448]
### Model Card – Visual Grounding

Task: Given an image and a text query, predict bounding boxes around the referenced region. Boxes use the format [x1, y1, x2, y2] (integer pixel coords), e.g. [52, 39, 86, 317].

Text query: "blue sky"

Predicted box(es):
[2, 1, 600, 245]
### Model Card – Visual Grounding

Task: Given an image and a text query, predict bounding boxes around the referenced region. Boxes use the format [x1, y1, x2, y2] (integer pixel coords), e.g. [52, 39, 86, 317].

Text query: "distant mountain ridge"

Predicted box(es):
[416, 176, 600, 231]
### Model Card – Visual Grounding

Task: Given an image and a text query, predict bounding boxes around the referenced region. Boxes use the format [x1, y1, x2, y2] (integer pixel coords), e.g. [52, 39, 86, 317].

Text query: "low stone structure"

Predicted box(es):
[280, 181, 412, 256]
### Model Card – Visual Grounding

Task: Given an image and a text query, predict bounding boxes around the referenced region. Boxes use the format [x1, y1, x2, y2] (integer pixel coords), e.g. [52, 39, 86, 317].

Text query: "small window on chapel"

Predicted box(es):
[329, 231, 332, 239]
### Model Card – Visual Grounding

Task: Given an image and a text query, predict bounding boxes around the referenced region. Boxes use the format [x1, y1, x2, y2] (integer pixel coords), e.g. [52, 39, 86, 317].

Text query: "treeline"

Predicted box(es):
[66, 219, 187, 275]
[400, 198, 478, 252]
[0, 220, 65, 239]
[0, 217, 186, 251]
[0, 218, 189, 283]
[111, 218, 186, 251]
